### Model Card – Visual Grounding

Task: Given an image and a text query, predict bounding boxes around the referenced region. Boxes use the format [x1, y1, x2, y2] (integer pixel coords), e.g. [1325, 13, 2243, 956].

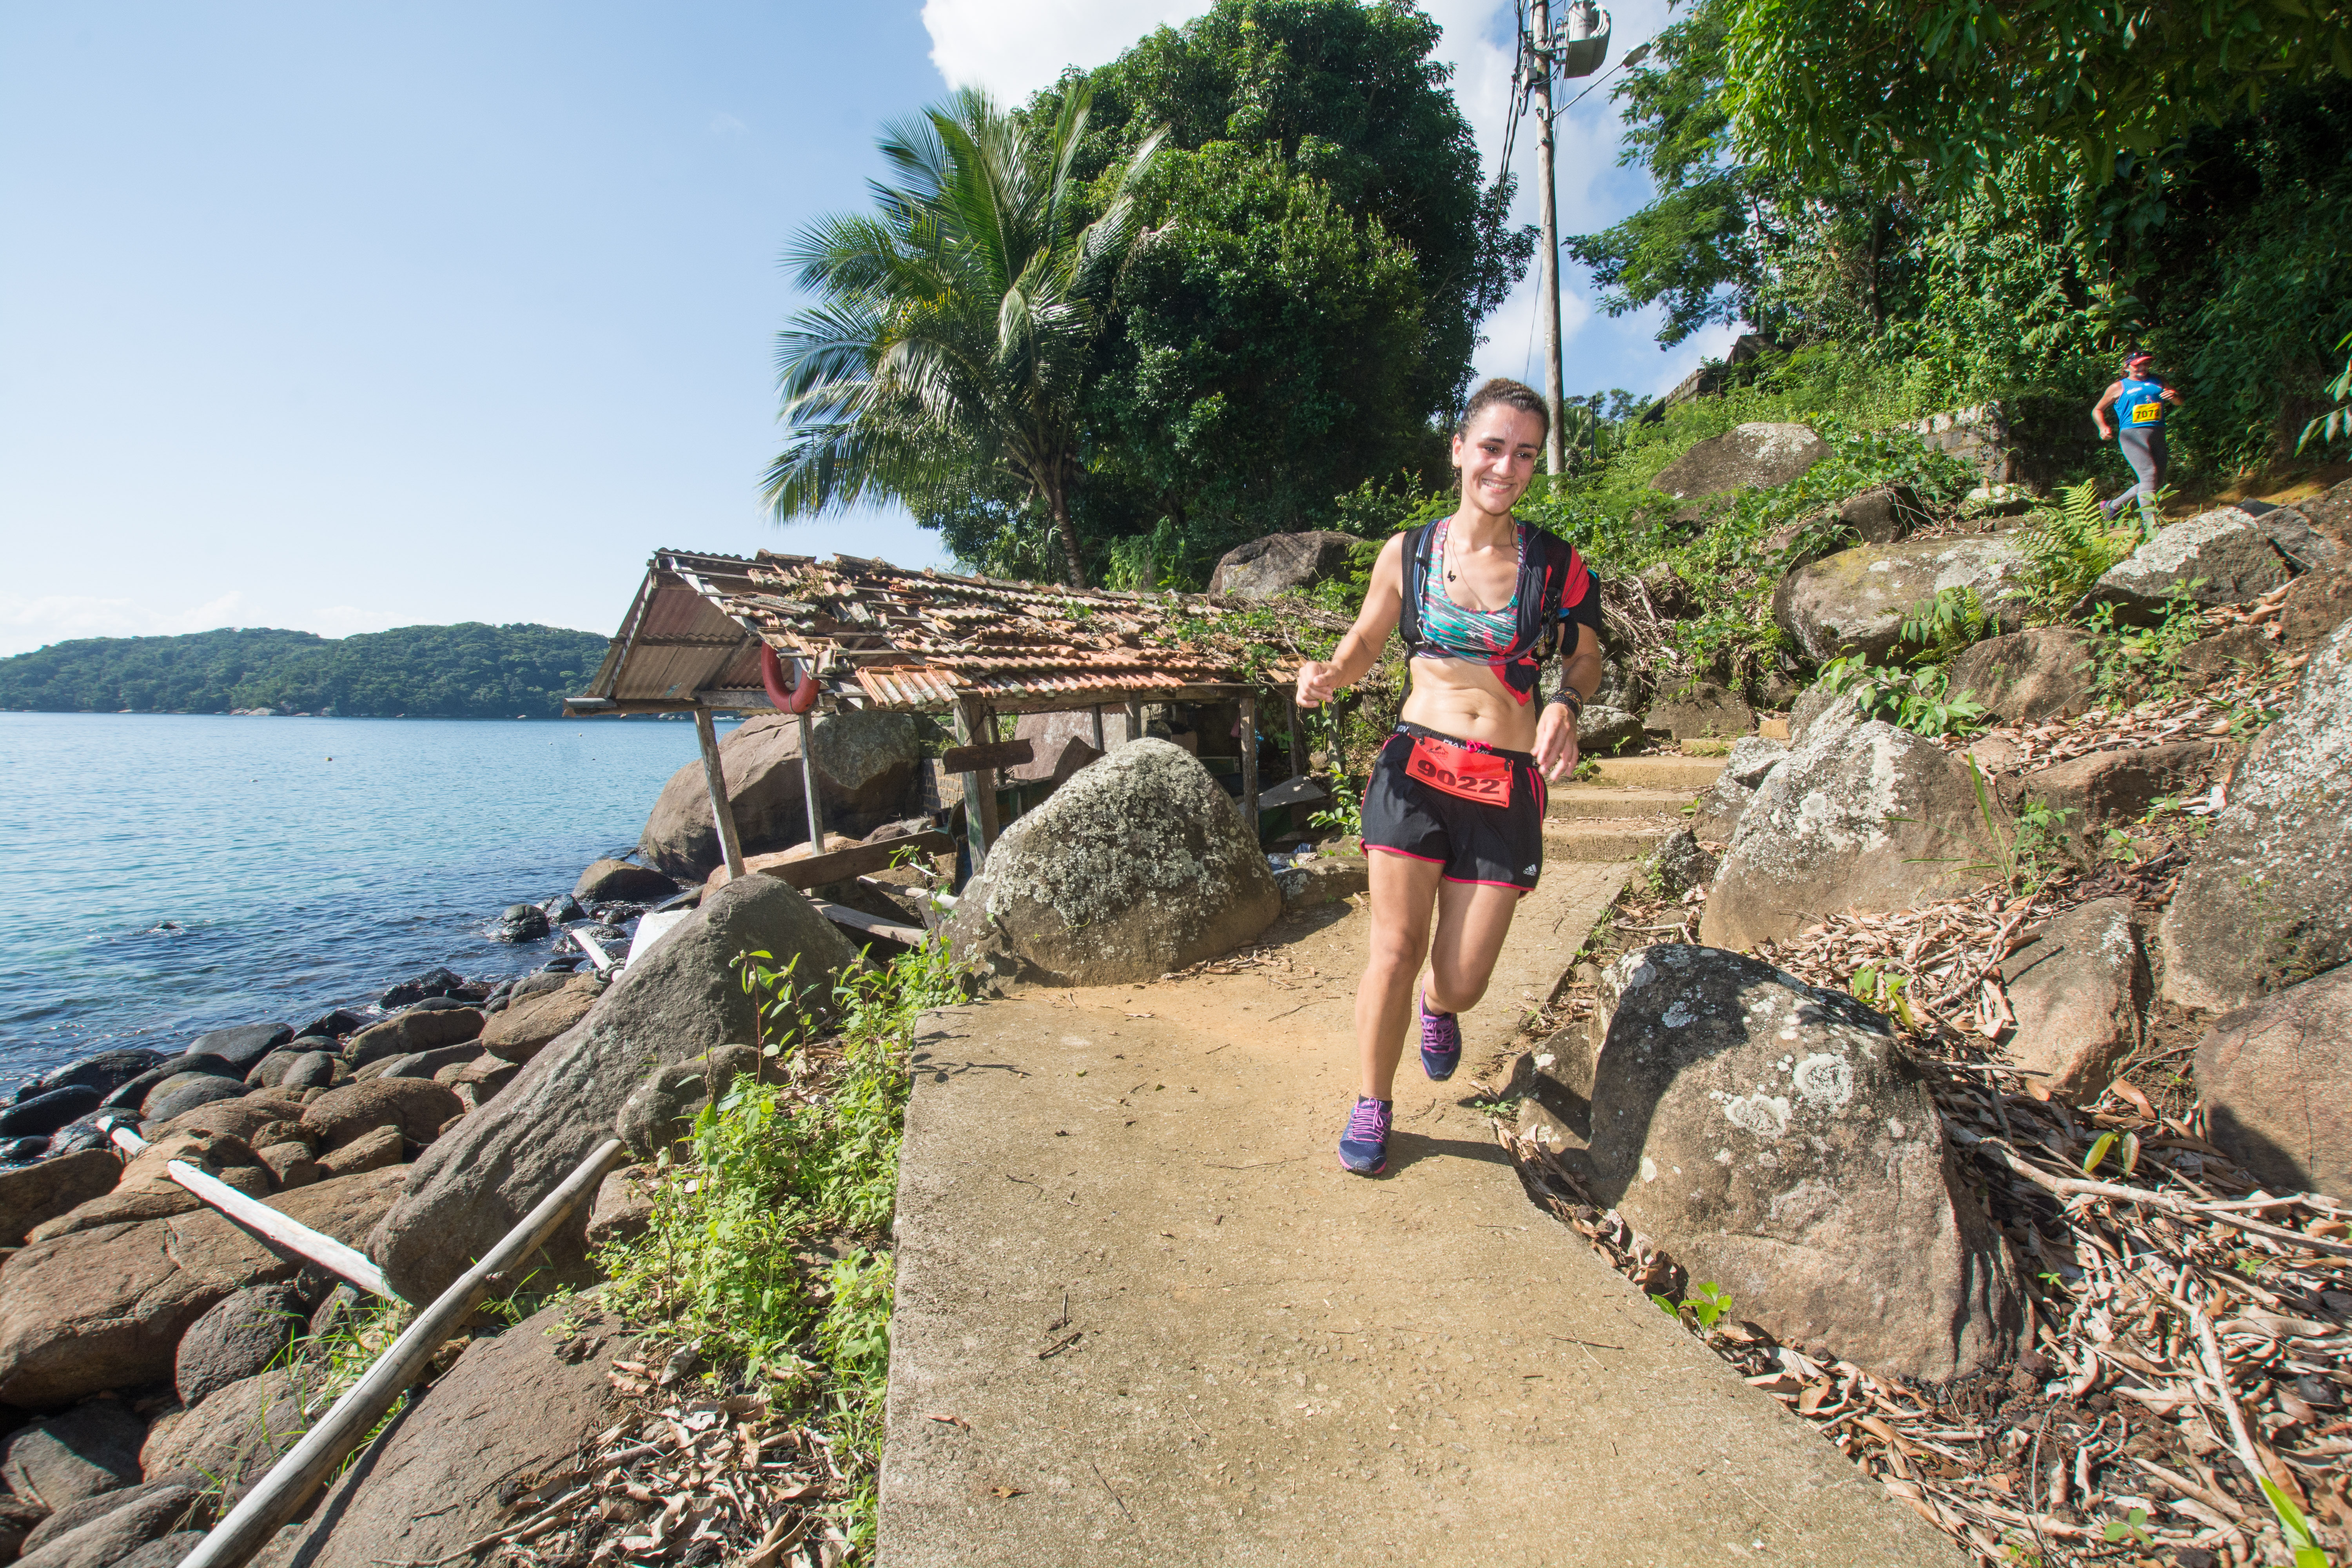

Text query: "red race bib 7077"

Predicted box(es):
[1406, 735, 1512, 807]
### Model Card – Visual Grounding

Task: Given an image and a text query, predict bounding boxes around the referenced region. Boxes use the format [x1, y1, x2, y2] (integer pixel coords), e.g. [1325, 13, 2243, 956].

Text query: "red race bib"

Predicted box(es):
[1406, 735, 1512, 807]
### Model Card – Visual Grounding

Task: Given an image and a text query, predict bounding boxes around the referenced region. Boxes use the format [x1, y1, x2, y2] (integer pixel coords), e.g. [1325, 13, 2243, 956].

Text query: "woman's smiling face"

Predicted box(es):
[1452, 403, 1545, 519]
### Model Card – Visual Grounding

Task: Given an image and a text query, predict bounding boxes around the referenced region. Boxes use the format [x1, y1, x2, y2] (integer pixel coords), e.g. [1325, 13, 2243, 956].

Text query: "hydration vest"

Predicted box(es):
[2117, 376, 2167, 430]
[1397, 519, 1593, 703]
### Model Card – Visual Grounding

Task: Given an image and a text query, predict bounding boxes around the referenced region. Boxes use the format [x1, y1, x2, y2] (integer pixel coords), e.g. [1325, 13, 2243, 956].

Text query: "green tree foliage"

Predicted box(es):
[0, 624, 607, 717]
[766, 85, 1165, 587]
[1570, 0, 2352, 465]
[834, 2, 1532, 583]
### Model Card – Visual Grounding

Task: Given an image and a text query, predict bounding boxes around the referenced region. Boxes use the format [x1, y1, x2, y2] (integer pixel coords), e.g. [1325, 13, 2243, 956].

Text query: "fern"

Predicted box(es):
[1897, 585, 1988, 664]
[2015, 479, 2138, 614]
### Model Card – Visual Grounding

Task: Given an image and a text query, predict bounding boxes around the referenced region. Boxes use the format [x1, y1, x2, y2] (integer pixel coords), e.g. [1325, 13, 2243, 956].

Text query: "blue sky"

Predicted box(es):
[0, 0, 1731, 655]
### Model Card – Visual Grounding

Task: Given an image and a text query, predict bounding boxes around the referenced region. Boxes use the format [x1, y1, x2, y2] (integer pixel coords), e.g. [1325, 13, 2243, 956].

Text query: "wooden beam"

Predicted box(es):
[936, 737, 1034, 775]
[1089, 706, 1107, 753]
[807, 898, 928, 947]
[1125, 700, 1144, 743]
[747, 831, 955, 889]
[1286, 692, 1305, 780]
[954, 698, 997, 867]
[1239, 692, 1260, 837]
[795, 710, 825, 851]
[110, 1129, 399, 1302]
[693, 708, 747, 882]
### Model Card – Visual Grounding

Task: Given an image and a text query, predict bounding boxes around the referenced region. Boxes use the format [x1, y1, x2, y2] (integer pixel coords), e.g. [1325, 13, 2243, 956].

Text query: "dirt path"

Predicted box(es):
[880, 869, 1931, 1566]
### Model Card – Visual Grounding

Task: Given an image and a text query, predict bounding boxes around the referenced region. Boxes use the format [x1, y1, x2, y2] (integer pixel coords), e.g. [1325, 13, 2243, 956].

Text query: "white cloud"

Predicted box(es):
[922, 0, 1209, 101]
[706, 111, 749, 136]
[0, 590, 251, 654]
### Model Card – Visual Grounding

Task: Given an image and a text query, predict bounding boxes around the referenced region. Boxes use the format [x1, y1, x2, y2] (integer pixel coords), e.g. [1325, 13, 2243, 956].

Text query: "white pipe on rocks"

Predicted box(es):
[176, 1137, 630, 1568]
[108, 1127, 398, 1301]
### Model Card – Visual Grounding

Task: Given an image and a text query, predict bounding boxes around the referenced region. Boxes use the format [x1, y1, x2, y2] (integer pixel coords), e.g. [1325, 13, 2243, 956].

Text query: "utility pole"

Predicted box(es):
[1530, 0, 1566, 477]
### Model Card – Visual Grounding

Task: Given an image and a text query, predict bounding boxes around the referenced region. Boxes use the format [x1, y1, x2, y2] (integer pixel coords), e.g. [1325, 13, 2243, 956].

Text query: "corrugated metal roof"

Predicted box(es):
[569, 549, 1346, 714]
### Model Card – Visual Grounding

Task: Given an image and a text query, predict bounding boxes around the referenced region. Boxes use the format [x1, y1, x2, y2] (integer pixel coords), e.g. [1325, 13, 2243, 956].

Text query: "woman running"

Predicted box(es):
[1294, 378, 1603, 1176]
[2093, 349, 2183, 524]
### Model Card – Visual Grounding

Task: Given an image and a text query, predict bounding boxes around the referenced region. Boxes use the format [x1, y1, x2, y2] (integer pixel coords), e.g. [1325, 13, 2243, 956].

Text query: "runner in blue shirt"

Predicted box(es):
[2092, 349, 2183, 523]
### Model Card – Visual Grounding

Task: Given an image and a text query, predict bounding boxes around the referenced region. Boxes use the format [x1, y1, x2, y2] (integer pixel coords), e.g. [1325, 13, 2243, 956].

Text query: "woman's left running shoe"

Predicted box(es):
[1338, 1096, 1392, 1175]
[1418, 990, 1461, 1081]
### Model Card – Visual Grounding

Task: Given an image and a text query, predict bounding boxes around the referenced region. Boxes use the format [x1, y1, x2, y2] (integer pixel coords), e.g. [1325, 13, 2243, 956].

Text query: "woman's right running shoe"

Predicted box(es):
[1338, 1096, 1392, 1175]
[1418, 991, 1462, 1081]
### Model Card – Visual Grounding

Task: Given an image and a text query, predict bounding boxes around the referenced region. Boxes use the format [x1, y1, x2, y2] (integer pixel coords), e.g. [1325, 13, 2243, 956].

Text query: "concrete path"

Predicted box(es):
[881, 868, 1931, 1566]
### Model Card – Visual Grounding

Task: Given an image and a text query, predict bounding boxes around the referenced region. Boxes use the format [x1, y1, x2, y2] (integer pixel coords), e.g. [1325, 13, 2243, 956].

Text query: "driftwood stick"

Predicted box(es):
[109, 1129, 399, 1300]
[177, 1138, 629, 1568]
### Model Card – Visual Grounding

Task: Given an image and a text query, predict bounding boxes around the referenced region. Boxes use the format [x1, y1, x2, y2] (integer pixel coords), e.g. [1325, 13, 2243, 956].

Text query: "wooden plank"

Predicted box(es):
[693, 707, 747, 881]
[1239, 693, 1260, 833]
[953, 700, 991, 867]
[938, 737, 1035, 774]
[808, 898, 928, 947]
[110, 1129, 398, 1303]
[1256, 774, 1328, 813]
[751, 831, 956, 889]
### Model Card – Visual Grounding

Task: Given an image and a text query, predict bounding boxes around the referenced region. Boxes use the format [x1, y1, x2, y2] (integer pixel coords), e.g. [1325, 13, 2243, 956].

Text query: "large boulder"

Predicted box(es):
[0, 1168, 405, 1408]
[1006, 710, 1129, 784]
[0, 1149, 122, 1247]
[1642, 681, 1753, 742]
[1585, 946, 2021, 1379]
[1699, 710, 2000, 950]
[0, 1087, 103, 1138]
[2001, 898, 2147, 1100]
[300, 1078, 462, 1152]
[254, 1298, 638, 1568]
[2160, 619, 2352, 1010]
[636, 710, 921, 880]
[140, 1074, 247, 1125]
[1688, 772, 1756, 845]
[0, 1401, 145, 1509]
[2235, 500, 2343, 572]
[2194, 965, 2352, 1199]
[2010, 742, 2221, 856]
[1945, 626, 2096, 723]
[345, 1006, 483, 1069]
[1772, 535, 2027, 664]
[187, 1025, 294, 1073]
[2086, 508, 2297, 621]
[140, 1364, 327, 1502]
[370, 874, 858, 1303]
[21, 1049, 165, 1103]
[944, 739, 1281, 986]
[1649, 423, 1827, 501]
[1207, 531, 1361, 601]
[13, 1483, 203, 1568]
[2282, 565, 2352, 659]
[1830, 484, 1928, 545]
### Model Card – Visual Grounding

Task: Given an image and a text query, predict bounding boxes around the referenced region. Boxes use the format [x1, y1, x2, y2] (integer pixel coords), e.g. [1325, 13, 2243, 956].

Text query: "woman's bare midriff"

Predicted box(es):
[1397, 656, 1541, 751]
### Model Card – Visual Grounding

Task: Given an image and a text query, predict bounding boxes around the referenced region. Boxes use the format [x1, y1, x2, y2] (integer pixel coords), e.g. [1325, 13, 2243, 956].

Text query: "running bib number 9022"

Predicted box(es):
[1406, 735, 1512, 807]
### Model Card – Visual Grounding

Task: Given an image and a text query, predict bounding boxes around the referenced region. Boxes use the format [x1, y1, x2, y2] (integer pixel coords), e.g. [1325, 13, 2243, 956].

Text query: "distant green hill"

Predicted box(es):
[0, 623, 612, 718]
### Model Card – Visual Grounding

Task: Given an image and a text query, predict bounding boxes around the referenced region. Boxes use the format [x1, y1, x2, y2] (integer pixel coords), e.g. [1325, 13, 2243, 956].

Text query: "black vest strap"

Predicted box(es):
[1398, 519, 1581, 666]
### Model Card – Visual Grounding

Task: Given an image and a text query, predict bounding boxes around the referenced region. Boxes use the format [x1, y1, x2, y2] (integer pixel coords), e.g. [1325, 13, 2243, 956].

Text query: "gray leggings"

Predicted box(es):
[2103, 426, 2167, 519]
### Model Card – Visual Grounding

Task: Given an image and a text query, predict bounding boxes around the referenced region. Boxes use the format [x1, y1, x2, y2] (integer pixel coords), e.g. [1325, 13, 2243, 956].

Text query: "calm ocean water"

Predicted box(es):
[0, 712, 719, 1086]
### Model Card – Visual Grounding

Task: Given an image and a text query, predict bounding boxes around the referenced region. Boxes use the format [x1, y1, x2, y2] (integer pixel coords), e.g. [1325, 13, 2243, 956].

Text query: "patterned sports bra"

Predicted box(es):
[1416, 518, 1519, 659]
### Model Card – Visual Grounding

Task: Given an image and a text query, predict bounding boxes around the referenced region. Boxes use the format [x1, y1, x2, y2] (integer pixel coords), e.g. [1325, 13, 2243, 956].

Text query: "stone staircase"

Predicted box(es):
[1543, 751, 1724, 863]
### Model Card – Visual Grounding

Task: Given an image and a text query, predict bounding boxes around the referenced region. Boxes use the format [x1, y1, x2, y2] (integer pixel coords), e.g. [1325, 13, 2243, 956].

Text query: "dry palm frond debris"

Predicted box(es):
[1504, 831, 2348, 1564]
[468, 1386, 853, 1567]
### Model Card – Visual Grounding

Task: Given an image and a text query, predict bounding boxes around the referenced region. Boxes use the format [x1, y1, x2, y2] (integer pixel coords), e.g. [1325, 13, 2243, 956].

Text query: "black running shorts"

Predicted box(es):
[1361, 724, 1546, 892]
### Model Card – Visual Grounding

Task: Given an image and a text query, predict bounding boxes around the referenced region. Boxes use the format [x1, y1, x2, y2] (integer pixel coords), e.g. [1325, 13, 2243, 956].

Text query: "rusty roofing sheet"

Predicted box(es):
[576, 547, 1344, 714]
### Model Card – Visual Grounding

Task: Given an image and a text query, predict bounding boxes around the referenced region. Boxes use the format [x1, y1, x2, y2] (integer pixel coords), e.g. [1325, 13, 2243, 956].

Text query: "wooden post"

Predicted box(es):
[1089, 705, 1107, 753]
[693, 708, 746, 882]
[1238, 692, 1260, 839]
[795, 710, 825, 852]
[972, 704, 1002, 851]
[110, 1129, 399, 1301]
[1285, 692, 1305, 780]
[1124, 700, 1143, 743]
[953, 698, 991, 866]
[176, 1140, 628, 1568]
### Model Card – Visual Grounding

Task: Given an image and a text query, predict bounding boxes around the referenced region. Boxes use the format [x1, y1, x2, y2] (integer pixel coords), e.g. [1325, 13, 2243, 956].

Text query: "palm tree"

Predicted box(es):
[765, 87, 1163, 588]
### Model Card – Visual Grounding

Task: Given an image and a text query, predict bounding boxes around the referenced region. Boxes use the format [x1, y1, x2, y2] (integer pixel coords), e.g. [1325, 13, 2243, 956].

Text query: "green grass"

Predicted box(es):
[596, 938, 967, 1553]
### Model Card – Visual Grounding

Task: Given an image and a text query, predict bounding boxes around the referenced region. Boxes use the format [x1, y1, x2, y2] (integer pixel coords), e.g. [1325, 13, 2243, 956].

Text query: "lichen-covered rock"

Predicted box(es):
[637, 710, 921, 880]
[1649, 423, 1827, 501]
[1642, 829, 1717, 900]
[1772, 535, 2027, 664]
[1699, 710, 2000, 950]
[2194, 965, 2352, 1200]
[1642, 681, 1754, 741]
[371, 875, 857, 1303]
[2160, 619, 2352, 1010]
[2001, 898, 2147, 1100]
[2283, 565, 2352, 659]
[1722, 735, 1787, 788]
[944, 739, 1280, 986]
[1575, 703, 1644, 755]
[1945, 626, 2096, 723]
[1688, 772, 1755, 845]
[1206, 531, 1360, 600]
[1586, 946, 2021, 1379]
[2086, 508, 2296, 621]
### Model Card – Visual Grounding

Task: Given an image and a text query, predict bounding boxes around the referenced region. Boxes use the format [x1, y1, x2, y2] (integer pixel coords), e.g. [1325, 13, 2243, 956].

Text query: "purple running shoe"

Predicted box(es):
[1418, 990, 1461, 1081]
[1338, 1096, 1392, 1175]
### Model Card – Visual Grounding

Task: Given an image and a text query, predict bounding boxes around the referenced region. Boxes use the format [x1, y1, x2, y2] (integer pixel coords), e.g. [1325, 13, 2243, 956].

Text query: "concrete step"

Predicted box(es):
[1543, 818, 1677, 862]
[1585, 753, 1726, 789]
[1546, 784, 1693, 820]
